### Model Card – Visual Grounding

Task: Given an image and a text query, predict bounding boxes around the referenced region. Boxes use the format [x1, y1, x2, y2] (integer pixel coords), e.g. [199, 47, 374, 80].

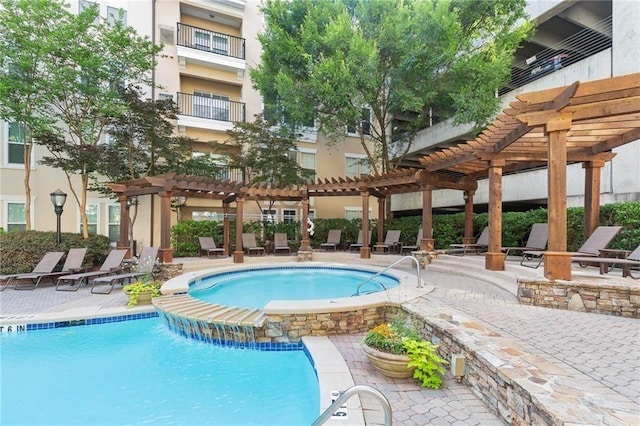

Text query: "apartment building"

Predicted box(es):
[392, 0, 640, 215]
[0, 0, 375, 249]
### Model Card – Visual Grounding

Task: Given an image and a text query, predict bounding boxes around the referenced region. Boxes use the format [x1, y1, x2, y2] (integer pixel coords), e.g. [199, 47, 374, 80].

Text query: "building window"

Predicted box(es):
[158, 92, 174, 101]
[194, 29, 211, 50]
[6, 202, 26, 232]
[7, 122, 25, 165]
[347, 108, 371, 136]
[345, 155, 371, 178]
[261, 208, 276, 223]
[212, 34, 229, 55]
[107, 204, 120, 244]
[193, 91, 229, 121]
[282, 209, 296, 223]
[107, 6, 127, 27]
[344, 208, 370, 220]
[78, 0, 99, 23]
[81, 203, 99, 235]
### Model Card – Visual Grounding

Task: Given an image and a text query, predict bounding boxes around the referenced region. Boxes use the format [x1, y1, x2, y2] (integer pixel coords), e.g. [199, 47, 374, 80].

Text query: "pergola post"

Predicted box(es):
[583, 160, 603, 239]
[234, 196, 245, 263]
[361, 190, 371, 259]
[300, 197, 310, 252]
[158, 191, 173, 263]
[421, 186, 434, 251]
[376, 197, 385, 252]
[117, 195, 132, 258]
[462, 190, 475, 245]
[223, 202, 231, 256]
[544, 115, 573, 280]
[485, 161, 505, 271]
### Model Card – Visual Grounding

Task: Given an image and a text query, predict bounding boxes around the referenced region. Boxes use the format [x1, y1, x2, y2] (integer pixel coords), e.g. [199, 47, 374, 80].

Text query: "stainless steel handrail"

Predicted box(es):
[311, 385, 392, 426]
[354, 255, 423, 296]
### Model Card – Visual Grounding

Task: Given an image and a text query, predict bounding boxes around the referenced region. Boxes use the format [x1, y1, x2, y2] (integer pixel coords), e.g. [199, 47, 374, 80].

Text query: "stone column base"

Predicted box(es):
[485, 252, 505, 270]
[297, 250, 313, 262]
[158, 248, 173, 264]
[543, 251, 572, 280]
[233, 251, 244, 263]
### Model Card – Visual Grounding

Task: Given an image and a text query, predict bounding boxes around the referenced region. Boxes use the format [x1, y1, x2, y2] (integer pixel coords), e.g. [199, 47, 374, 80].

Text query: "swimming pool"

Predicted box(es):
[0, 317, 319, 425]
[190, 265, 400, 309]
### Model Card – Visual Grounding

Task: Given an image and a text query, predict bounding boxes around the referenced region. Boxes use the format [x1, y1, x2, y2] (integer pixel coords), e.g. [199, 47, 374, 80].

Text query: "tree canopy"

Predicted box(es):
[251, 0, 533, 174]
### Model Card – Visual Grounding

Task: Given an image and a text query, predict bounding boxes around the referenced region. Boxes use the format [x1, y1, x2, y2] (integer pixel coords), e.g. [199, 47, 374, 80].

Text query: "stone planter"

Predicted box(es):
[362, 344, 415, 379]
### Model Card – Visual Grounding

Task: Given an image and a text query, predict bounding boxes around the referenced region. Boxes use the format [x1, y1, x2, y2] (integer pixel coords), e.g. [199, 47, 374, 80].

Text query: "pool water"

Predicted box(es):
[190, 267, 399, 309]
[1, 317, 319, 425]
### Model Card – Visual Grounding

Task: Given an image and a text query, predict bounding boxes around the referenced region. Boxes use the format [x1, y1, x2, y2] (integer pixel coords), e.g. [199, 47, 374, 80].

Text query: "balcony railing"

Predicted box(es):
[177, 23, 245, 60]
[499, 15, 612, 95]
[177, 92, 246, 123]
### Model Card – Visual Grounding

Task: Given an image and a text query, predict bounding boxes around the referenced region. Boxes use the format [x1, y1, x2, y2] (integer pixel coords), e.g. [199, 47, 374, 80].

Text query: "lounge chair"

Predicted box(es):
[349, 230, 372, 252]
[373, 230, 402, 254]
[401, 228, 423, 254]
[56, 249, 127, 291]
[13, 248, 88, 291]
[198, 237, 225, 258]
[242, 233, 265, 256]
[571, 243, 640, 278]
[273, 233, 291, 255]
[522, 225, 622, 268]
[449, 227, 489, 256]
[320, 230, 341, 251]
[1, 251, 65, 291]
[501, 223, 548, 257]
[90, 246, 159, 294]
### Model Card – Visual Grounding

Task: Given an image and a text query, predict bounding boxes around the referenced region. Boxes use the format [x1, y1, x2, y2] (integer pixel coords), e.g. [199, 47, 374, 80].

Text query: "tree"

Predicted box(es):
[251, 0, 533, 175]
[0, 0, 73, 230]
[34, 2, 162, 238]
[224, 114, 313, 218]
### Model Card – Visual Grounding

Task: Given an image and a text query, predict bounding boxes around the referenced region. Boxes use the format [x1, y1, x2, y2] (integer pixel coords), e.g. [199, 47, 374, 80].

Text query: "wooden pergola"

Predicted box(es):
[108, 72, 640, 280]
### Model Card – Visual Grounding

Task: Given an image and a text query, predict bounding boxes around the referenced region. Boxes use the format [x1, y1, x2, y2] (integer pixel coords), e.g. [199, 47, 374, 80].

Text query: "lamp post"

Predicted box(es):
[50, 189, 67, 245]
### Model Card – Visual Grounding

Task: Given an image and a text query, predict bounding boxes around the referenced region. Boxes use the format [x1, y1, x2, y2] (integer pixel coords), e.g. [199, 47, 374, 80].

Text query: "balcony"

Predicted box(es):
[176, 23, 246, 73]
[177, 92, 245, 131]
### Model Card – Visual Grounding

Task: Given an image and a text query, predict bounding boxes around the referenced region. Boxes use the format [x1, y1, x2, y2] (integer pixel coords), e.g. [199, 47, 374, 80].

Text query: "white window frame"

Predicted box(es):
[261, 208, 276, 223]
[79, 202, 100, 236]
[107, 6, 127, 27]
[193, 29, 212, 51]
[345, 153, 371, 179]
[3, 121, 35, 168]
[344, 207, 372, 220]
[193, 91, 230, 121]
[78, 0, 100, 23]
[211, 34, 229, 55]
[295, 148, 317, 183]
[1, 195, 35, 232]
[347, 107, 371, 137]
[282, 209, 297, 223]
[106, 203, 120, 244]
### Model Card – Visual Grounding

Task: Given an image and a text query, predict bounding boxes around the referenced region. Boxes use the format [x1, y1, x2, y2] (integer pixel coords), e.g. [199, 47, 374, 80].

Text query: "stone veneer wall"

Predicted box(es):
[517, 278, 639, 318]
[255, 306, 389, 343]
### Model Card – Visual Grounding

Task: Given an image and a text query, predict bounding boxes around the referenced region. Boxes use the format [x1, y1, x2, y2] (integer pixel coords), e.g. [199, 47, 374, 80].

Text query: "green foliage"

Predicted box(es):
[253, 0, 532, 174]
[171, 220, 224, 257]
[403, 338, 448, 389]
[363, 316, 421, 355]
[123, 275, 161, 307]
[0, 231, 109, 274]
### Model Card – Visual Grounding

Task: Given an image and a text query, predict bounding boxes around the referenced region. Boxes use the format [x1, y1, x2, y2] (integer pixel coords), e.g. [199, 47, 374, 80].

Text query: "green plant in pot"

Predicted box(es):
[123, 276, 162, 307]
[363, 316, 448, 388]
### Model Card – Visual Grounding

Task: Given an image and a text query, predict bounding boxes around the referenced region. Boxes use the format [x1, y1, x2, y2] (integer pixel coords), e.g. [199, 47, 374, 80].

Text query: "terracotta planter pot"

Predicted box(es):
[362, 343, 415, 379]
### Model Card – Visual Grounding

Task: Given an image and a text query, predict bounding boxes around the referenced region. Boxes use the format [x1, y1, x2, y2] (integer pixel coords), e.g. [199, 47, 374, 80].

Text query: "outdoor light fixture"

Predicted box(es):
[463, 191, 469, 203]
[50, 189, 67, 245]
[170, 196, 187, 209]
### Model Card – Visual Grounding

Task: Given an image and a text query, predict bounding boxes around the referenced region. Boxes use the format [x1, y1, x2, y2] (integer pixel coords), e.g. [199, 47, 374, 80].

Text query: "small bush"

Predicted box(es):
[0, 231, 109, 275]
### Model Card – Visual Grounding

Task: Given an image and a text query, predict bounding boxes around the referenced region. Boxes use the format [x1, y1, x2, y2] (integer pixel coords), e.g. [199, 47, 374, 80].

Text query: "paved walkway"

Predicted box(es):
[1, 252, 638, 425]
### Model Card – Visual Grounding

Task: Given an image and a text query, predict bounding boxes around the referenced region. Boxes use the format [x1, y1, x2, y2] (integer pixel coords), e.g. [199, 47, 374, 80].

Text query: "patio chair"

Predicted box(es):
[571, 243, 640, 279]
[90, 246, 159, 294]
[320, 230, 341, 251]
[401, 228, 423, 254]
[198, 237, 225, 258]
[13, 248, 88, 291]
[1, 251, 65, 291]
[501, 223, 548, 257]
[273, 233, 291, 255]
[373, 230, 402, 254]
[521, 225, 622, 268]
[349, 230, 372, 252]
[449, 227, 489, 256]
[55, 249, 127, 291]
[242, 233, 265, 256]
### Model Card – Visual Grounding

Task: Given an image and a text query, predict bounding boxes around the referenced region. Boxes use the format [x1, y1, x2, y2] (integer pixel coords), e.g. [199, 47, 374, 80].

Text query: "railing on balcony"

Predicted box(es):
[177, 92, 246, 123]
[499, 15, 612, 95]
[177, 23, 245, 60]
